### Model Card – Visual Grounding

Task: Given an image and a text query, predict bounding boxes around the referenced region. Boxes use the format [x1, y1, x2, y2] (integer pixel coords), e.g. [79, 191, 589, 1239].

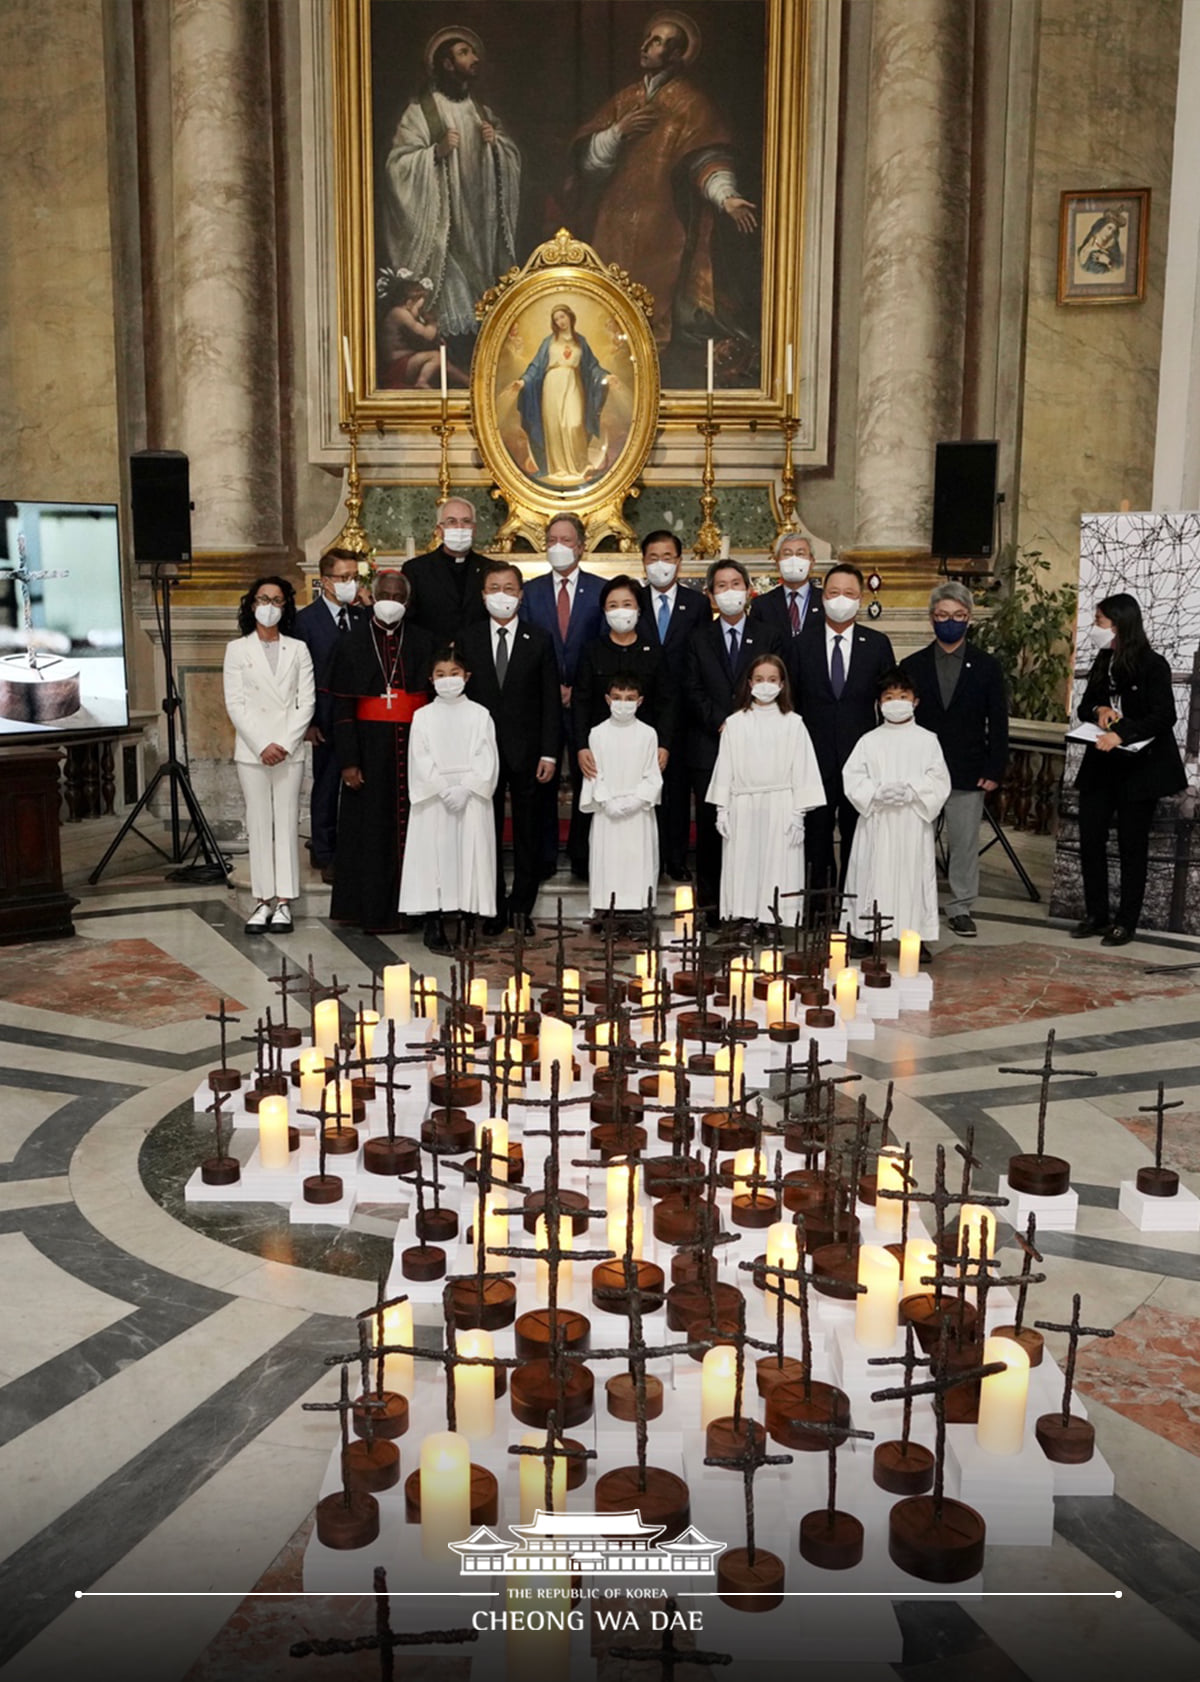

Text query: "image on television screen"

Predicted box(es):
[0, 499, 129, 737]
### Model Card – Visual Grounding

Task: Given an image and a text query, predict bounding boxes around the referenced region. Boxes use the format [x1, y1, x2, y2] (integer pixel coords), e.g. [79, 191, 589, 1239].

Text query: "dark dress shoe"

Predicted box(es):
[1101, 924, 1135, 946]
[481, 915, 506, 937]
[509, 914, 536, 937]
[1070, 917, 1109, 939]
[919, 942, 934, 965]
[423, 914, 450, 953]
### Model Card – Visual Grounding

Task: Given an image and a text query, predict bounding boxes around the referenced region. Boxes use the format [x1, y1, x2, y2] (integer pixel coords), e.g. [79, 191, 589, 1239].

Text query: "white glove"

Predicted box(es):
[715, 807, 731, 840]
[785, 811, 805, 846]
[876, 782, 906, 807]
[440, 784, 470, 813]
[615, 794, 646, 819]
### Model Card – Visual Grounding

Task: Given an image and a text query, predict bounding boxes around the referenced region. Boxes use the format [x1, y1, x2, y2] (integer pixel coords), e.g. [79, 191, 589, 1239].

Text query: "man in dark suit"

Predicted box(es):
[401, 494, 490, 643]
[749, 531, 825, 641]
[683, 558, 785, 917]
[638, 528, 707, 881]
[461, 560, 561, 936]
[292, 546, 365, 880]
[902, 581, 1009, 938]
[519, 512, 605, 878]
[791, 561, 896, 899]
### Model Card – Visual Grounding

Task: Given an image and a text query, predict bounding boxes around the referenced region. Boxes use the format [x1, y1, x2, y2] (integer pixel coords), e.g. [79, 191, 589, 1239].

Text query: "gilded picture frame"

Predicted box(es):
[470, 230, 660, 551]
[332, 0, 807, 428]
[1057, 188, 1149, 306]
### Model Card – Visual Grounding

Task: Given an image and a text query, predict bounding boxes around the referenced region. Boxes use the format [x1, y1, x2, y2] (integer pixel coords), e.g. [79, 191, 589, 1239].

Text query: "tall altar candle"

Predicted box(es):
[420, 1430, 470, 1560]
[898, 931, 921, 980]
[382, 1299, 413, 1396]
[874, 1148, 907, 1235]
[258, 1094, 290, 1172]
[785, 342, 794, 399]
[439, 343, 448, 401]
[519, 1429, 566, 1521]
[706, 338, 714, 394]
[855, 1245, 900, 1349]
[827, 931, 847, 980]
[539, 1016, 574, 1097]
[835, 966, 859, 1023]
[313, 998, 340, 1056]
[700, 1344, 738, 1427]
[383, 962, 411, 1024]
[977, 1336, 1030, 1455]
[456, 1328, 495, 1440]
[342, 334, 354, 396]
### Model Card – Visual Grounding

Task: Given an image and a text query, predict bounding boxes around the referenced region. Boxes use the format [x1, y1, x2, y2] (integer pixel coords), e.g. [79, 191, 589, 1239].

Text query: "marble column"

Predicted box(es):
[854, 0, 974, 551]
[171, 0, 282, 555]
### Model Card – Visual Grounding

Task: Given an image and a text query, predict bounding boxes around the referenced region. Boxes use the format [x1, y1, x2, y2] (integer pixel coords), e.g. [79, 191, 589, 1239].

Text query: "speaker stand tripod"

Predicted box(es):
[90, 566, 231, 886]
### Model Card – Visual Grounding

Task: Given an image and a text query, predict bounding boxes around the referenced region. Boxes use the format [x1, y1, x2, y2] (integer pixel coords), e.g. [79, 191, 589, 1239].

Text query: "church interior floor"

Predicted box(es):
[4, 830, 1200, 1682]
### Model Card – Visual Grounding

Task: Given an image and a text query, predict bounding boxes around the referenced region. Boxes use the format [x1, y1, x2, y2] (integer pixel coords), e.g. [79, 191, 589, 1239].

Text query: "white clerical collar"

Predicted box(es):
[643, 70, 673, 97]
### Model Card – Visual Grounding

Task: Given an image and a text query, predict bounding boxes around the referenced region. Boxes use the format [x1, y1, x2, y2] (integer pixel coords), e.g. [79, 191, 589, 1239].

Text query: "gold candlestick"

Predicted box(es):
[333, 418, 371, 559]
[774, 415, 801, 535]
[432, 395, 456, 510]
[692, 394, 723, 560]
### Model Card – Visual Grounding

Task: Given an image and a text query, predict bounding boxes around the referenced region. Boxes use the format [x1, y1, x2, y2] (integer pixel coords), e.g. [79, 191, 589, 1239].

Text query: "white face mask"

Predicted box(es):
[485, 591, 520, 621]
[751, 680, 782, 704]
[434, 674, 466, 698]
[824, 593, 859, 623]
[714, 588, 747, 617]
[778, 553, 811, 584]
[645, 559, 678, 589]
[1090, 624, 1116, 651]
[373, 599, 406, 626]
[254, 602, 282, 628]
[880, 698, 914, 723]
[606, 607, 639, 634]
[609, 698, 639, 721]
[331, 578, 359, 605]
[442, 524, 473, 555]
[547, 542, 577, 573]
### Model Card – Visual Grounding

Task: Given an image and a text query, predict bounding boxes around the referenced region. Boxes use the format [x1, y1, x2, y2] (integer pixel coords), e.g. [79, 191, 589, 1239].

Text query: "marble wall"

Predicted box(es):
[1018, 0, 1181, 588]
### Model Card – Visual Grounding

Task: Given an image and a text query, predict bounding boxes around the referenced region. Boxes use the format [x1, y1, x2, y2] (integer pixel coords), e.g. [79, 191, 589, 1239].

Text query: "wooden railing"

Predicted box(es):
[993, 719, 1066, 837]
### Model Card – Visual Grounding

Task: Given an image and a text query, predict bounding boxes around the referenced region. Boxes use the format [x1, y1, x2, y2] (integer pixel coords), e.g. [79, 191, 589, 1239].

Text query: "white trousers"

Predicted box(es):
[237, 759, 304, 900]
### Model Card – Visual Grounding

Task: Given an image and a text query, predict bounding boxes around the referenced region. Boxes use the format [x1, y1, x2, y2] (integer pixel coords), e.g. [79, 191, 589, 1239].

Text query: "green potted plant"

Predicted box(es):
[972, 543, 1078, 722]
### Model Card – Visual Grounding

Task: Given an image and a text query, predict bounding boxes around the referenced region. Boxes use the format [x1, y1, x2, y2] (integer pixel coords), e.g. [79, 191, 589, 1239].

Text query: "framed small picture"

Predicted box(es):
[1058, 188, 1149, 305]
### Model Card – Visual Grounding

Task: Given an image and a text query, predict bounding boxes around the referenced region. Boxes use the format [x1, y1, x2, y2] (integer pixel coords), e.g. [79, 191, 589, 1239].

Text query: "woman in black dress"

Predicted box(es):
[1072, 592, 1186, 945]
[573, 575, 675, 779]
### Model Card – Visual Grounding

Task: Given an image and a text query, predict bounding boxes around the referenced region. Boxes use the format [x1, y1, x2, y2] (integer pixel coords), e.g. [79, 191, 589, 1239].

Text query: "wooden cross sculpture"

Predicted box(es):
[794, 1411, 875, 1570]
[444, 1123, 519, 1330]
[359, 1017, 426, 1176]
[874, 1139, 917, 1254]
[295, 1082, 346, 1207]
[507, 1407, 596, 1514]
[744, 1234, 861, 1448]
[892, 1144, 1006, 1347]
[1136, 1081, 1185, 1197]
[205, 998, 243, 1093]
[199, 1086, 240, 1186]
[991, 1213, 1046, 1365]
[302, 1361, 382, 1549]
[998, 1026, 1097, 1196]
[352, 1277, 413, 1437]
[869, 1322, 935, 1493]
[704, 1416, 794, 1604]
[265, 954, 304, 1048]
[1032, 1292, 1114, 1464]
[608, 1595, 732, 1674]
[289, 1565, 476, 1673]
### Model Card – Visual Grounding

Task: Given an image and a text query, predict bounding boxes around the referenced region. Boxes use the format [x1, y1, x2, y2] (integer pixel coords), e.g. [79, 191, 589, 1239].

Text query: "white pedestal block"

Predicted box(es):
[895, 972, 933, 1010]
[1118, 1179, 1200, 1232]
[841, 1014, 876, 1042]
[859, 983, 901, 1020]
[946, 1426, 1055, 1546]
[829, 1320, 907, 1391]
[996, 1175, 1079, 1232]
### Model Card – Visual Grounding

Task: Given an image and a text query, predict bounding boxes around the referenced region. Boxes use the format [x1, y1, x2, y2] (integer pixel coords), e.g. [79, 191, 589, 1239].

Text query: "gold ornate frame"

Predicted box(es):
[331, 0, 808, 428]
[469, 230, 659, 552]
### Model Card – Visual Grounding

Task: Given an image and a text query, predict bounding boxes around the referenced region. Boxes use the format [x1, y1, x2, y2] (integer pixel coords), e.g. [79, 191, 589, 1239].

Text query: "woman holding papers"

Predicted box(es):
[1072, 593, 1185, 945]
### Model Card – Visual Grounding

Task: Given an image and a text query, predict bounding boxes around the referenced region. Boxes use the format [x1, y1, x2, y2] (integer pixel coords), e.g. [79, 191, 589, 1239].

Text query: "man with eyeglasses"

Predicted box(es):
[901, 581, 1009, 937]
[294, 546, 365, 882]
[402, 495, 491, 643]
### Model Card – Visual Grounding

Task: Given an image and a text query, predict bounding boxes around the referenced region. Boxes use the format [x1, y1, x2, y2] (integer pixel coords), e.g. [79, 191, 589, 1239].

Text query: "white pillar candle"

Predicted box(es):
[765, 1221, 800, 1318]
[898, 931, 921, 980]
[732, 1147, 766, 1199]
[324, 1081, 356, 1124]
[539, 1016, 574, 1097]
[476, 1116, 508, 1182]
[874, 1149, 907, 1235]
[957, 1204, 994, 1266]
[606, 1162, 640, 1256]
[766, 977, 788, 1027]
[354, 1009, 380, 1062]
[827, 931, 848, 980]
[496, 1036, 524, 1098]
[714, 1043, 744, 1108]
[482, 1191, 509, 1258]
[313, 998, 340, 1056]
[298, 1056, 325, 1116]
[456, 1328, 495, 1441]
[519, 1429, 567, 1522]
[700, 1344, 739, 1427]
[416, 976, 438, 1026]
[855, 1244, 900, 1350]
[593, 1019, 614, 1072]
[835, 966, 859, 1023]
[977, 1335, 1030, 1455]
[383, 962, 411, 1024]
[469, 976, 489, 1014]
[536, 1214, 572, 1294]
[758, 947, 783, 976]
[382, 1299, 413, 1396]
[635, 950, 657, 981]
[420, 1430, 470, 1561]
[658, 1042, 676, 1110]
[504, 972, 532, 1016]
[258, 1094, 290, 1172]
[560, 967, 582, 1015]
[901, 1240, 938, 1299]
[673, 885, 694, 940]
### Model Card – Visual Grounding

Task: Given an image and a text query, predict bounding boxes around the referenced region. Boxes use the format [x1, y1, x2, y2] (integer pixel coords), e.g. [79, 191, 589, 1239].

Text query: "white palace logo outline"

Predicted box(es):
[449, 1509, 726, 1576]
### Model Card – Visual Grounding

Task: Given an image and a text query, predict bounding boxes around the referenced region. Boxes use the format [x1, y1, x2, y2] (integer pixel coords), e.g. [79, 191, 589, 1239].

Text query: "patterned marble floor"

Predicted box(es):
[3, 852, 1200, 1682]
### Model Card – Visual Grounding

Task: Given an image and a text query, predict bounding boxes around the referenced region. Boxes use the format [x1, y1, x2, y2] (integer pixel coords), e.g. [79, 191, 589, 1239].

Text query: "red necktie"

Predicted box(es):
[557, 579, 570, 641]
[788, 592, 800, 635]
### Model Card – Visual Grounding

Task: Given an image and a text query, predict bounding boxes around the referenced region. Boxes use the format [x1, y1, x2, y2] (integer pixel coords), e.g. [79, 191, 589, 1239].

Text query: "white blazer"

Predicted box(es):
[223, 633, 315, 766]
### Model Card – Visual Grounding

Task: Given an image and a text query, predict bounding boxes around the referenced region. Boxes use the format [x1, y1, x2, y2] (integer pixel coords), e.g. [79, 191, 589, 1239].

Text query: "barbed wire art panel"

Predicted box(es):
[1050, 512, 1200, 934]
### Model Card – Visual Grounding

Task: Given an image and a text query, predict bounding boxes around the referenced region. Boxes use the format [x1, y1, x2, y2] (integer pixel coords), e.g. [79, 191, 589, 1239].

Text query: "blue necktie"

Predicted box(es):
[657, 594, 670, 643]
[831, 634, 846, 699]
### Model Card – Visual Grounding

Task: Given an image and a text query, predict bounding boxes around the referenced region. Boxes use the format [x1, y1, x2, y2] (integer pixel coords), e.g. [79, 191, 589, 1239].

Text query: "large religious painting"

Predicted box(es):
[333, 0, 806, 424]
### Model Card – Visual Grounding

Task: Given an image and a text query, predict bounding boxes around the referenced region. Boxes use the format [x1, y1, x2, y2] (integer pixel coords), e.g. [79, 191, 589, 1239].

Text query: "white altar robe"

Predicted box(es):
[579, 716, 662, 912]
[706, 706, 825, 922]
[398, 696, 499, 916]
[842, 721, 951, 940]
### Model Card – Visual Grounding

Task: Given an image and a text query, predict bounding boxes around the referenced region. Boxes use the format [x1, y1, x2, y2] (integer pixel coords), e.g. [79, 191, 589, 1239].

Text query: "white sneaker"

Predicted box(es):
[245, 900, 274, 934]
[269, 901, 294, 932]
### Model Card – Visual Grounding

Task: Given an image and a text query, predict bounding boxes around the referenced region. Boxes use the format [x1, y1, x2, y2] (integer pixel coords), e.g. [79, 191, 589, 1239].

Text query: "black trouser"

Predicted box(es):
[689, 765, 722, 912]
[309, 735, 341, 865]
[804, 773, 859, 898]
[658, 743, 692, 876]
[494, 759, 541, 918]
[541, 721, 589, 875]
[1078, 784, 1158, 929]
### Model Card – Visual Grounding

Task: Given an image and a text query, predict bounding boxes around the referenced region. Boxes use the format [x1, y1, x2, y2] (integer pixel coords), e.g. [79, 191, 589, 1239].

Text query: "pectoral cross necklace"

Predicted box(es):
[371, 622, 405, 709]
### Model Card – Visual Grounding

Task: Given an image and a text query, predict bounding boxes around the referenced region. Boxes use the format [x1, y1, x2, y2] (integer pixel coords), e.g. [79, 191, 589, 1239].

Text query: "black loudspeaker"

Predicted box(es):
[130, 450, 192, 567]
[931, 440, 998, 560]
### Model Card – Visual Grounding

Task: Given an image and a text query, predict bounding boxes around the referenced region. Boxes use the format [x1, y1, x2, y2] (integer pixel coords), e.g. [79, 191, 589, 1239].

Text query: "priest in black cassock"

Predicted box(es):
[401, 494, 490, 643]
[328, 570, 434, 933]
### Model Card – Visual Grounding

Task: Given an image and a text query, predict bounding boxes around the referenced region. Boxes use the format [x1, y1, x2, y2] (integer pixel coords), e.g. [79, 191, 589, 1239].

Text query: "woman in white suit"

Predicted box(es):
[223, 577, 315, 934]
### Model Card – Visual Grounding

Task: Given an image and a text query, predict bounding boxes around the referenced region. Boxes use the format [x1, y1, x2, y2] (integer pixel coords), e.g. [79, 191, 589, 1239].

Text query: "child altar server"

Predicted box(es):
[399, 646, 499, 952]
[843, 666, 951, 944]
[706, 654, 825, 927]
[579, 672, 662, 920]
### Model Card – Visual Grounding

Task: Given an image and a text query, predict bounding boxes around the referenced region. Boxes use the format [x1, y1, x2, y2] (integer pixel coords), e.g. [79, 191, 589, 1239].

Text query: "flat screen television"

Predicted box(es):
[0, 499, 130, 739]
